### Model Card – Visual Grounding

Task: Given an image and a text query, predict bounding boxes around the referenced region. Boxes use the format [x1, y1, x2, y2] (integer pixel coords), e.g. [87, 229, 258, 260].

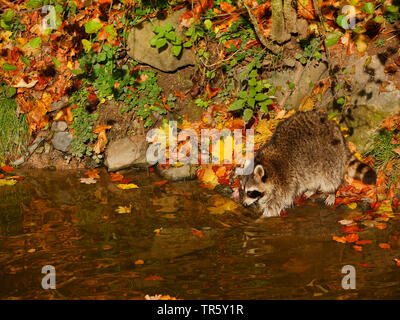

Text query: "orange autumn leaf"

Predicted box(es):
[192, 229, 204, 238]
[355, 240, 372, 245]
[84, 169, 100, 179]
[375, 223, 387, 230]
[353, 245, 363, 252]
[333, 235, 346, 243]
[154, 180, 168, 186]
[379, 243, 391, 249]
[110, 172, 124, 182]
[1, 165, 14, 172]
[341, 225, 362, 233]
[394, 258, 400, 267]
[93, 125, 112, 134]
[220, 1, 236, 13]
[93, 130, 108, 154]
[345, 233, 359, 243]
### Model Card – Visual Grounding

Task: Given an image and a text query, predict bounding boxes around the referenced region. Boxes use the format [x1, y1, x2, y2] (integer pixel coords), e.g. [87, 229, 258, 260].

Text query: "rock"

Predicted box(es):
[11, 156, 25, 166]
[49, 96, 68, 113]
[127, 8, 195, 72]
[104, 136, 148, 171]
[339, 55, 400, 152]
[27, 131, 47, 154]
[268, 59, 328, 109]
[156, 163, 197, 181]
[51, 121, 68, 132]
[52, 132, 72, 152]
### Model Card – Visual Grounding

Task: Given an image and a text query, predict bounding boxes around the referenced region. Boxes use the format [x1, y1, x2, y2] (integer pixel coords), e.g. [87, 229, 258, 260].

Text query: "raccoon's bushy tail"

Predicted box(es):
[346, 155, 377, 185]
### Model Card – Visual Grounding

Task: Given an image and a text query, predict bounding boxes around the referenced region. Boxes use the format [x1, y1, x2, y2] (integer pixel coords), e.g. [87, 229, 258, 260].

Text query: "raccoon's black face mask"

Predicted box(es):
[241, 164, 268, 207]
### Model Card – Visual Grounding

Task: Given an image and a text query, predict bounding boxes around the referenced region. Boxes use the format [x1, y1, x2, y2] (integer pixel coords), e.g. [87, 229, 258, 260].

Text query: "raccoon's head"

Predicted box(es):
[241, 164, 274, 208]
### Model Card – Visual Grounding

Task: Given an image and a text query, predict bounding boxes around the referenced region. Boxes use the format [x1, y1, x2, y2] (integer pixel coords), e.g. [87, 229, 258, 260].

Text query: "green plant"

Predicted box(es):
[365, 130, 397, 170]
[228, 68, 276, 123]
[0, 9, 25, 38]
[151, 22, 185, 56]
[0, 84, 29, 163]
[195, 97, 212, 109]
[384, 5, 400, 23]
[296, 37, 322, 65]
[374, 39, 385, 48]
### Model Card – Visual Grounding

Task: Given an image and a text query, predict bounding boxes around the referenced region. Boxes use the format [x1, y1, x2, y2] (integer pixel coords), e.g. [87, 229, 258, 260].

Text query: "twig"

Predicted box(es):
[238, 0, 280, 55]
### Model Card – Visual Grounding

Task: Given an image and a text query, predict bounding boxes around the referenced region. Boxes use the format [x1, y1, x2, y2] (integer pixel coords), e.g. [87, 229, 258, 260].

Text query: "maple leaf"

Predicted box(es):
[84, 169, 100, 179]
[110, 172, 124, 182]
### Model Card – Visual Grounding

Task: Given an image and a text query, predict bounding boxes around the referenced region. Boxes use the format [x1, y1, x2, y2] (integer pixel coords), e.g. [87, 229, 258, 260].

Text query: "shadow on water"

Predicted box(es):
[0, 169, 400, 299]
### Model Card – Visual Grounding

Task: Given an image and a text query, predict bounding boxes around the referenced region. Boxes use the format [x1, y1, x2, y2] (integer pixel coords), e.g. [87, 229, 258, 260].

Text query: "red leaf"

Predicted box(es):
[154, 180, 168, 186]
[1, 165, 14, 172]
[144, 275, 164, 281]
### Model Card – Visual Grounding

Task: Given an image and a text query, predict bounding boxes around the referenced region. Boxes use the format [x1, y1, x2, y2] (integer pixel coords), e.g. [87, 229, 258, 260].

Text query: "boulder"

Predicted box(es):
[127, 8, 195, 72]
[156, 163, 197, 181]
[52, 132, 72, 152]
[104, 136, 148, 171]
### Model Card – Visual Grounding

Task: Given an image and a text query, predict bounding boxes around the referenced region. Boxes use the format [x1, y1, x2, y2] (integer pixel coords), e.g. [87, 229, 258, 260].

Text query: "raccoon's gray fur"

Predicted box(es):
[241, 110, 376, 217]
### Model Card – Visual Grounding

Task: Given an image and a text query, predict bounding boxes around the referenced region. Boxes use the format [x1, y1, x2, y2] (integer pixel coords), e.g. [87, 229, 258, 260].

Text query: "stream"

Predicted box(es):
[1, 169, 400, 299]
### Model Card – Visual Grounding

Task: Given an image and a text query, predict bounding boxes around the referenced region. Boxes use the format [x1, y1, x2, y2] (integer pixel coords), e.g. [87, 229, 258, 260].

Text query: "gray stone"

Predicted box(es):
[52, 132, 72, 152]
[49, 96, 68, 113]
[51, 121, 68, 132]
[268, 60, 328, 109]
[127, 8, 195, 72]
[104, 136, 148, 171]
[156, 163, 197, 181]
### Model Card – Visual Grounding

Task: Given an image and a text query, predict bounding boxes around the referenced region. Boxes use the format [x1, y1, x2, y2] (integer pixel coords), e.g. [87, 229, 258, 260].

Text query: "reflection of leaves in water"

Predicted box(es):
[152, 196, 180, 213]
[207, 195, 239, 215]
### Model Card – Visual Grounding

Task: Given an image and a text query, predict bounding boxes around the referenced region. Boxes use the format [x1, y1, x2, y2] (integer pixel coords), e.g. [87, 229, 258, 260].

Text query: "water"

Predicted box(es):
[1, 168, 400, 299]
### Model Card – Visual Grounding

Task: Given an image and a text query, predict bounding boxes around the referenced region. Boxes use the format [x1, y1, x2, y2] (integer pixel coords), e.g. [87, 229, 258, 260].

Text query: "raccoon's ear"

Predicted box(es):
[254, 164, 267, 182]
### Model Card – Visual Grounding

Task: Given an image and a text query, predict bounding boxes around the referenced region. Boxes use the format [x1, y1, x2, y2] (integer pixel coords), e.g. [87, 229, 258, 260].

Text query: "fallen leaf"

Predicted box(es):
[144, 275, 164, 281]
[333, 235, 346, 243]
[192, 229, 204, 238]
[115, 206, 131, 214]
[117, 183, 139, 189]
[135, 259, 144, 265]
[353, 245, 363, 252]
[345, 233, 359, 243]
[379, 243, 391, 249]
[84, 169, 100, 179]
[375, 223, 387, 230]
[155, 180, 168, 186]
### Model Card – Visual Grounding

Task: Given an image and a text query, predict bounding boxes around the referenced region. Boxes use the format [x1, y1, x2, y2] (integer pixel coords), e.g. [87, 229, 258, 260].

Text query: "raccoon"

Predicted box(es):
[241, 110, 376, 217]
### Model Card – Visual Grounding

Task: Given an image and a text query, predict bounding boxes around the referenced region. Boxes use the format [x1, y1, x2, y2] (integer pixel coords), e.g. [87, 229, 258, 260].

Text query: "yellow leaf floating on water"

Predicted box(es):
[0, 179, 17, 186]
[117, 183, 139, 189]
[115, 206, 131, 214]
[208, 195, 239, 214]
[376, 200, 395, 218]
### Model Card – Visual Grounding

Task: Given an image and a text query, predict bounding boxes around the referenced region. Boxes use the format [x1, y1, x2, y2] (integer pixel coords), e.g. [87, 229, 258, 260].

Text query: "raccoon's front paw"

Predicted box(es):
[324, 194, 336, 207]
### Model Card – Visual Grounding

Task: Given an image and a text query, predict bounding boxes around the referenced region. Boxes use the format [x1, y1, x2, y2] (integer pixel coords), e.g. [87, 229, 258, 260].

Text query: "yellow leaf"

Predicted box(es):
[0, 179, 17, 186]
[347, 202, 357, 209]
[199, 165, 219, 187]
[115, 205, 131, 214]
[117, 183, 139, 189]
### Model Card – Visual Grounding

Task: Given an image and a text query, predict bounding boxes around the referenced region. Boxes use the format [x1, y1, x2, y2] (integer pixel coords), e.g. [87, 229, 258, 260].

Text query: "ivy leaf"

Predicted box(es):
[82, 39, 92, 53]
[28, 37, 42, 49]
[155, 38, 167, 49]
[171, 45, 182, 56]
[336, 15, 349, 29]
[2, 9, 15, 23]
[51, 56, 60, 68]
[325, 31, 342, 47]
[362, 2, 375, 14]
[85, 20, 102, 34]
[204, 19, 212, 30]
[166, 31, 176, 42]
[243, 108, 253, 122]
[2, 63, 17, 71]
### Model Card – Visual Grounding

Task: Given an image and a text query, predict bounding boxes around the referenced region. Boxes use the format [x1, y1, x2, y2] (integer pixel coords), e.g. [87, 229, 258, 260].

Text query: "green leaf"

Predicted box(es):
[150, 36, 159, 47]
[336, 15, 349, 29]
[229, 99, 245, 111]
[28, 37, 42, 49]
[27, 0, 42, 8]
[21, 57, 30, 66]
[171, 45, 182, 56]
[51, 56, 60, 68]
[373, 15, 385, 23]
[155, 38, 167, 49]
[384, 5, 399, 13]
[328, 111, 338, 120]
[183, 41, 192, 48]
[85, 20, 102, 34]
[164, 22, 173, 32]
[325, 31, 342, 47]
[82, 39, 92, 53]
[2, 9, 15, 23]
[2, 63, 17, 71]
[243, 108, 253, 122]
[255, 93, 268, 101]
[247, 98, 255, 108]
[238, 91, 247, 99]
[362, 2, 375, 14]
[6, 86, 16, 98]
[166, 31, 176, 42]
[336, 97, 345, 105]
[204, 19, 212, 30]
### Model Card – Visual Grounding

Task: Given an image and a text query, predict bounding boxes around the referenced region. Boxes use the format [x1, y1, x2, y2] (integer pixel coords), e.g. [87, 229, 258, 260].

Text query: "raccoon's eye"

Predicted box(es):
[247, 190, 263, 198]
